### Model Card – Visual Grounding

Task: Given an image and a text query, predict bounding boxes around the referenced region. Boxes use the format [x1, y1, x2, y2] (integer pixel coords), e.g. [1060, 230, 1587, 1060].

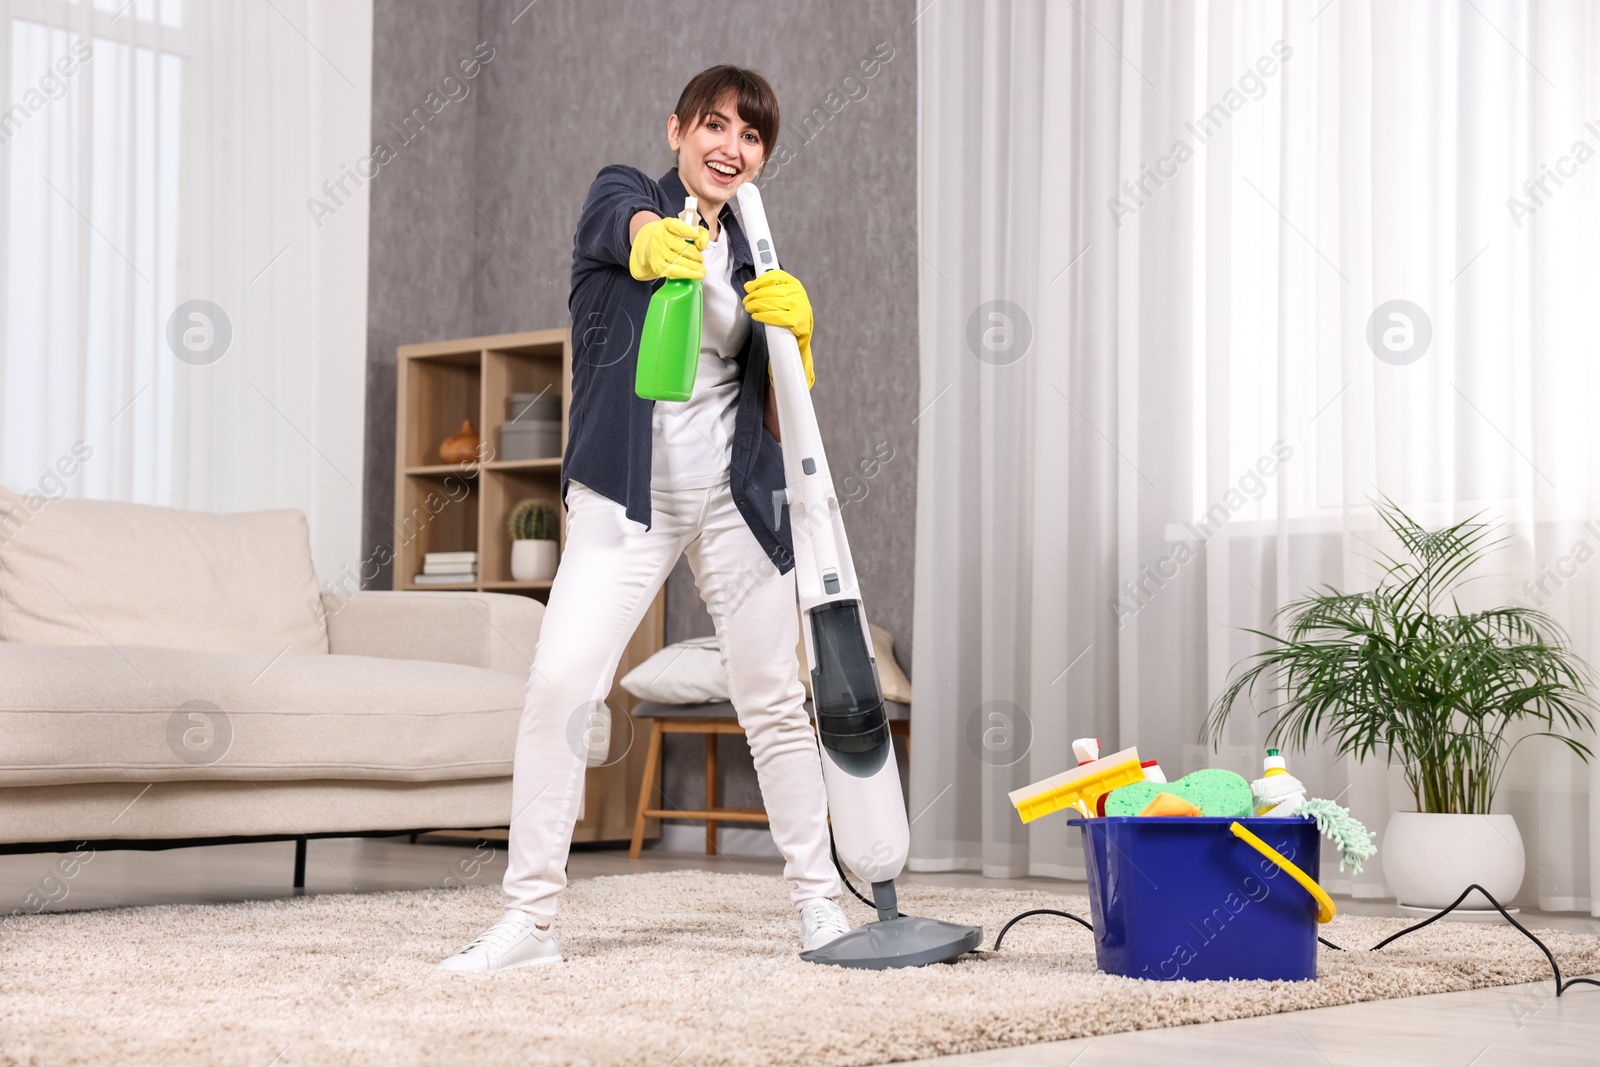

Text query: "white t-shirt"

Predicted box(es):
[649, 225, 750, 490]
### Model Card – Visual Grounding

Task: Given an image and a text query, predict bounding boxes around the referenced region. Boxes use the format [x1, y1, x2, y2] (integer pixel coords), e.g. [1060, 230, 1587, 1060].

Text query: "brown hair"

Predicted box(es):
[672, 65, 780, 163]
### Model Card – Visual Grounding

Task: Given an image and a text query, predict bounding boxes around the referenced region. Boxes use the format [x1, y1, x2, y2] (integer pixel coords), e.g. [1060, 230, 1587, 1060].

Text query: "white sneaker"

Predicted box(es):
[436, 909, 562, 974]
[799, 898, 851, 952]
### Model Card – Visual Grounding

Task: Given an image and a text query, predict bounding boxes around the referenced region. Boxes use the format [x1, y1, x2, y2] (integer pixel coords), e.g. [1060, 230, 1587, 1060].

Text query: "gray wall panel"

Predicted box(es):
[364, 0, 485, 588]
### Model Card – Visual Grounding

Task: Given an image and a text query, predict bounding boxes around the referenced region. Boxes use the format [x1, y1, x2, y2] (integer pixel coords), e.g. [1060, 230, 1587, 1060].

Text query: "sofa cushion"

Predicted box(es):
[0, 486, 327, 654]
[0, 778, 514, 845]
[0, 644, 522, 787]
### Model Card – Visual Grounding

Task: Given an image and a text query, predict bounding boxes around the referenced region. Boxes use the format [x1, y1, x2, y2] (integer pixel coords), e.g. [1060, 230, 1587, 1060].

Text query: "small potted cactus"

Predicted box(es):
[508, 499, 559, 582]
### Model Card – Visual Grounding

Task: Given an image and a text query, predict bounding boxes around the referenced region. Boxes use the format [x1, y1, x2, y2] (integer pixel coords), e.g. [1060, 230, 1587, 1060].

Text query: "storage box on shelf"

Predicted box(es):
[394, 328, 662, 845]
[502, 391, 563, 462]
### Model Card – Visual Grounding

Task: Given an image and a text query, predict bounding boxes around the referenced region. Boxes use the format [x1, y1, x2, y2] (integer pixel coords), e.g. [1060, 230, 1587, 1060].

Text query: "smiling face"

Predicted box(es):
[667, 91, 766, 222]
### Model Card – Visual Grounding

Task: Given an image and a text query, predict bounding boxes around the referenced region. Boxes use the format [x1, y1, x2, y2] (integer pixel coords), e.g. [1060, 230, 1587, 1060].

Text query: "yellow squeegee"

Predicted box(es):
[1008, 746, 1144, 823]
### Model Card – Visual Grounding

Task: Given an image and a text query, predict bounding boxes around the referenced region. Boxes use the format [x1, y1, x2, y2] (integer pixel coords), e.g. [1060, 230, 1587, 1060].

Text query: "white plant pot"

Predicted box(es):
[510, 538, 558, 582]
[1381, 811, 1525, 909]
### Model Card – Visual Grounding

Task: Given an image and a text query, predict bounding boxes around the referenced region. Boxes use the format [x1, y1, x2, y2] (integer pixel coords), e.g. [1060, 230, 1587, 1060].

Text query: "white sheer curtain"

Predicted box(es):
[913, 0, 1600, 913]
[0, 0, 371, 585]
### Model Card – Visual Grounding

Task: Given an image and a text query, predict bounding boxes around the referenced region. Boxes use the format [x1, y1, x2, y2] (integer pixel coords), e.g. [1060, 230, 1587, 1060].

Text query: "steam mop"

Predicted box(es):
[735, 184, 982, 969]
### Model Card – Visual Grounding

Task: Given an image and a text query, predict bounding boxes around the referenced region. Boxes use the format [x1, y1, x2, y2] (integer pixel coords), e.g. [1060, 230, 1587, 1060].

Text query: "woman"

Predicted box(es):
[438, 66, 849, 973]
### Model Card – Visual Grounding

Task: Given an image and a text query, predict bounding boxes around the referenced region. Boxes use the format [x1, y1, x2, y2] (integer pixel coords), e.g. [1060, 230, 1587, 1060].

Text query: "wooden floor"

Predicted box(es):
[1, 836, 1595, 1065]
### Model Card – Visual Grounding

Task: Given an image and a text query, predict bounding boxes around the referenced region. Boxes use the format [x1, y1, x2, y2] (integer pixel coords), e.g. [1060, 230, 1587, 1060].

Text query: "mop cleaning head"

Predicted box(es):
[1103, 768, 1254, 819]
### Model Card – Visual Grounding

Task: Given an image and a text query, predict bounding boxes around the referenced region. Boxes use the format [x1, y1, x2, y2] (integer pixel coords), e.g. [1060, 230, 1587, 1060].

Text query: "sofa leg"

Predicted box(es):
[293, 837, 307, 893]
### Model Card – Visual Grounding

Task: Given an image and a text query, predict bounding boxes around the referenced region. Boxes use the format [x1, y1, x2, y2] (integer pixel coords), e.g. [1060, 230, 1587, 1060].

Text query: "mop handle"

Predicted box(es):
[734, 183, 824, 480]
[734, 183, 782, 278]
[1229, 821, 1337, 924]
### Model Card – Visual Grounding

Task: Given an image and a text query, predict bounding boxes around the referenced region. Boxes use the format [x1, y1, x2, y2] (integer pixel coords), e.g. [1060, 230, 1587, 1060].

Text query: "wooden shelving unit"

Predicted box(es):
[394, 328, 662, 846]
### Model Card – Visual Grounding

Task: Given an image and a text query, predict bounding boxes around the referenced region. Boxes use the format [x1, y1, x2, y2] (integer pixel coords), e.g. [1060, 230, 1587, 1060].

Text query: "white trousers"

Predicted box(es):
[501, 477, 841, 919]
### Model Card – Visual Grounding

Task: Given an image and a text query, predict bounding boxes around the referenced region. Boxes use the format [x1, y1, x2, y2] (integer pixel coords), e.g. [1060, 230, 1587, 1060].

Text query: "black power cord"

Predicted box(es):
[824, 830, 1097, 945]
[826, 820, 1595, 990]
[1316, 884, 1600, 997]
[993, 908, 1094, 950]
[990, 882, 1599, 996]
[825, 824, 1089, 944]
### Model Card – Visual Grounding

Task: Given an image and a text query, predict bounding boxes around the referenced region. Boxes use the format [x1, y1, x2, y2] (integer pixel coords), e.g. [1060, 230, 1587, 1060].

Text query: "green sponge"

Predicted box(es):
[1103, 768, 1254, 818]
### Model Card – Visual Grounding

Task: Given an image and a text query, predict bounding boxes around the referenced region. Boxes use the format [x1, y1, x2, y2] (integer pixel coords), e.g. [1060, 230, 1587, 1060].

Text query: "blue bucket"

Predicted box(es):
[1069, 816, 1325, 982]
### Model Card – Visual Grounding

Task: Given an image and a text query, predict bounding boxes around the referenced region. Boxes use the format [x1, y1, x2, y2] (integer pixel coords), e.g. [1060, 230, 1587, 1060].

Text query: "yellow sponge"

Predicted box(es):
[1139, 792, 1202, 817]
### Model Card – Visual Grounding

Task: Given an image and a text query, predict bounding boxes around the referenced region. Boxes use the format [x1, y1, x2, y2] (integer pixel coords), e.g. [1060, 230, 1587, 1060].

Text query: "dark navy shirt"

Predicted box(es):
[564, 166, 795, 573]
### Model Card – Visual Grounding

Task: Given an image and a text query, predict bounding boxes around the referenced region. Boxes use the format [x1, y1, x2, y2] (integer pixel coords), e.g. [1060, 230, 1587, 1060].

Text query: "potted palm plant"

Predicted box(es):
[508, 499, 559, 582]
[1206, 499, 1595, 909]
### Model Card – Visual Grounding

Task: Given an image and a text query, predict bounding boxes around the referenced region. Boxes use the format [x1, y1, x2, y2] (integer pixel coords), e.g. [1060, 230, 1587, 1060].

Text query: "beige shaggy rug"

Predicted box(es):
[3, 870, 1599, 1067]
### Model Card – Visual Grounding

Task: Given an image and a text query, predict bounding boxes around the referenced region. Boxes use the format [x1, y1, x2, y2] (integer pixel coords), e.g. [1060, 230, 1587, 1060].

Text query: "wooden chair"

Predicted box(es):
[628, 698, 911, 857]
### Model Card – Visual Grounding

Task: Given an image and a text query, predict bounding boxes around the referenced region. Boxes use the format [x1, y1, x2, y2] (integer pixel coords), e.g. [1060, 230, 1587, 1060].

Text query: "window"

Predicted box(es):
[3, 0, 185, 500]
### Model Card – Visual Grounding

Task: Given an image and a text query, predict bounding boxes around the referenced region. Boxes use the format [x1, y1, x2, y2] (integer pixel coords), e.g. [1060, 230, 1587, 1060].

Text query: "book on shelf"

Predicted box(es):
[424, 550, 478, 563]
[413, 572, 476, 585]
[423, 560, 477, 575]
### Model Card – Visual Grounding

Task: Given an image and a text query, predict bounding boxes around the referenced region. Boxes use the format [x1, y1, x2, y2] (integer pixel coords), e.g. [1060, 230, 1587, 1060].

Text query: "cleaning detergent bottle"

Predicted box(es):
[1252, 747, 1308, 817]
[635, 196, 704, 402]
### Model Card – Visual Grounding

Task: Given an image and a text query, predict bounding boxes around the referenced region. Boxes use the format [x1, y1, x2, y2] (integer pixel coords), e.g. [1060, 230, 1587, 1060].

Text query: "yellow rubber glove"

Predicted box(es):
[743, 269, 815, 390]
[629, 216, 709, 281]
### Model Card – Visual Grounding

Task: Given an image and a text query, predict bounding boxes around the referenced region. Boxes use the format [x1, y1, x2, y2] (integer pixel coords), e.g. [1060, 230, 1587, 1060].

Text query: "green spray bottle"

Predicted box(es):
[634, 196, 703, 401]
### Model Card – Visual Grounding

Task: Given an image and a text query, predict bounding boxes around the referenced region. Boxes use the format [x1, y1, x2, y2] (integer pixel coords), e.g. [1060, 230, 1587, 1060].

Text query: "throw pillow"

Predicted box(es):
[619, 636, 727, 704]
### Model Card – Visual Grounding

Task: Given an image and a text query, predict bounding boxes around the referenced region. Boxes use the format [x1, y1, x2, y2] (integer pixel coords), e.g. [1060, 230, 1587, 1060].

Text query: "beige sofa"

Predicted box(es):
[0, 486, 537, 864]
